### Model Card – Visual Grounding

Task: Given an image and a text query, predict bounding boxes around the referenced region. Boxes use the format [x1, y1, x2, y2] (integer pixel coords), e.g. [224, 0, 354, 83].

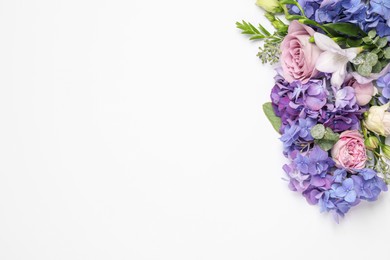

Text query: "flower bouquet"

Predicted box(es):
[237, 0, 390, 221]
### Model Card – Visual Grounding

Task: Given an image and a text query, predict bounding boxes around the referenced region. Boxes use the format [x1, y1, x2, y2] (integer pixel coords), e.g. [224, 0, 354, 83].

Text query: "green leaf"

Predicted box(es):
[262, 102, 281, 134]
[372, 62, 383, 73]
[358, 63, 372, 77]
[346, 38, 363, 48]
[362, 36, 373, 44]
[311, 124, 325, 139]
[366, 52, 378, 66]
[368, 30, 376, 39]
[315, 139, 335, 151]
[280, 0, 297, 4]
[323, 127, 339, 142]
[323, 23, 366, 37]
[313, 128, 339, 151]
[384, 47, 390, 59]
[377, 38, 388, 48]
[258, 24, 271, 36]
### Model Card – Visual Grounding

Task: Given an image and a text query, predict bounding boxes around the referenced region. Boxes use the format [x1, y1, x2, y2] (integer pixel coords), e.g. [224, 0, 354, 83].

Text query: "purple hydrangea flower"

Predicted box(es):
[335, 86, 357, 110]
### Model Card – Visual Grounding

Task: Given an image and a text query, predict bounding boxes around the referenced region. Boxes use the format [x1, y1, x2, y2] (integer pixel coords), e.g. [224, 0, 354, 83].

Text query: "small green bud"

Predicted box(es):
[381, 144, 390, 159]
[256, 0, 283, 13]
[364, 136, 379, 150]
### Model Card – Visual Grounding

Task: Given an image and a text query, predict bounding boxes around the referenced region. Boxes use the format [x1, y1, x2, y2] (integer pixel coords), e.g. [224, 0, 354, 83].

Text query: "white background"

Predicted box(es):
[0, 0, 389, 259]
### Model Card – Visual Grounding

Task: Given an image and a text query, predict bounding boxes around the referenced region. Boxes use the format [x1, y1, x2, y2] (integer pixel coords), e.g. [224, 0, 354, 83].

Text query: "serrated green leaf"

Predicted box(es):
[262, 102, 281, 134]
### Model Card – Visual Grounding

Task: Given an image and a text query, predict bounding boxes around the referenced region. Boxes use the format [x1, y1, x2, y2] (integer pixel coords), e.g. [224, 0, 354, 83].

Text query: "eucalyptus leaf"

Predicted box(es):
[358, 63, 372, 77]
[262, 102, 281, 134]
[384, 47, 390, 59]
[315, 139, 335, 151]
[362, 36, 373, 44]
[368, 30, 376, 39]
[366, 52, 378, 66]
[378, 38, 388, 48]
[372, 62, 383, 73]
[311, 124, 326, 140]
[323, 127, 339, 142]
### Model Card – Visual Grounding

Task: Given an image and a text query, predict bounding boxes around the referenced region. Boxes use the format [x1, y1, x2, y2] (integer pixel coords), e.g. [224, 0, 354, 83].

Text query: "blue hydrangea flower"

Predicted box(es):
[288, 0, 390, 38]
[318, 168, 387, 222]
[376, 72, 390, 104]
[332, 178, 358, 203]
[370, 0, 390, 21]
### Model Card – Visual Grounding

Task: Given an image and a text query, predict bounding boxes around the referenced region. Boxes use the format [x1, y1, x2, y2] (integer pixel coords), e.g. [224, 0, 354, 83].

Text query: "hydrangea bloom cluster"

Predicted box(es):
[238, 0, 390, 221]
[290, 0, 390, 38]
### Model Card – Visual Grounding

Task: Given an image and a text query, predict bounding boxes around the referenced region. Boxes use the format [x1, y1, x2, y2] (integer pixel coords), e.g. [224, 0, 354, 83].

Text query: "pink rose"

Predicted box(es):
[331, 130, 367, 170]
[347, 77, 375, 106]
[280, 20, 322, 84]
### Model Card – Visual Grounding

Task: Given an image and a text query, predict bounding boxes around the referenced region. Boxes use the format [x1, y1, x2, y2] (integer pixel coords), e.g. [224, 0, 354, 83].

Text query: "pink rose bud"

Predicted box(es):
[347, 78, 375, 106]
[331, 130, 367, 171]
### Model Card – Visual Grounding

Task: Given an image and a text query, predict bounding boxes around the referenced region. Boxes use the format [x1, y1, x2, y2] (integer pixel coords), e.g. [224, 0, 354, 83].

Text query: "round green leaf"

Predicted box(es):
[366, 52, 378, 66]
[310, 124, 325, 140]
[358, 63, 372, 77]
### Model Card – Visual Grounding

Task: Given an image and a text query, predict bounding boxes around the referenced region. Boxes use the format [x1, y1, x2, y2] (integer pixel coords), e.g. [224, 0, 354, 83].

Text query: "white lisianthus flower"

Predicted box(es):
[256, 0, 282, 13]
[314, 32, 361, 88]
[364, 103, 390, 136]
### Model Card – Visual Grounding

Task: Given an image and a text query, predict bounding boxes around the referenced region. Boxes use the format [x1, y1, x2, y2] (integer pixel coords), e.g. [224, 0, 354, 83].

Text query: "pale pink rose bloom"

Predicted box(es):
[346, 78, 375, 106]
[331, 130, 367, 171]
[280, 20, 322, 84]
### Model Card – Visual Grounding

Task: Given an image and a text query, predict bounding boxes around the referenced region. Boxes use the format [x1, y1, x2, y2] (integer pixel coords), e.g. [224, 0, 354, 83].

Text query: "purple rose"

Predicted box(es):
[280, 20, 322, 84]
